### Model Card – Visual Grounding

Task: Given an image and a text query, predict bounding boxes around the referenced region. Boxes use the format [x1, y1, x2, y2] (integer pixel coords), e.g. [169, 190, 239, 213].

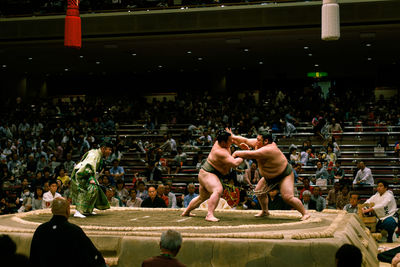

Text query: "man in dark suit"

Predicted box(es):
[141, 186, 167, 208]
[301, 190, 317, 210]
[29, 197, 106, 267]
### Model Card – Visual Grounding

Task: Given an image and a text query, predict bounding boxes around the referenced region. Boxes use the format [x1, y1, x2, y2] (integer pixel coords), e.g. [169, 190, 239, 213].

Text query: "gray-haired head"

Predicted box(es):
[160, 229, 182, 255]
[302, 190, 312, 197]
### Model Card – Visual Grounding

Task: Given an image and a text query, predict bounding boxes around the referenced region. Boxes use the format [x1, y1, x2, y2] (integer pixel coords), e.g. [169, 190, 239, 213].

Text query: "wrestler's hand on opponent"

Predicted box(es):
[239, 143, 250, 150]
[232, 151, 239, 158]
[89, 179, 96, 184]
[225, 128, 233, 135]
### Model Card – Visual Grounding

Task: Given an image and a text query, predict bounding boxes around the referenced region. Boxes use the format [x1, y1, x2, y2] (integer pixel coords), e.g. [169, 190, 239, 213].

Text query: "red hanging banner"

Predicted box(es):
[64, 0, 81, 49]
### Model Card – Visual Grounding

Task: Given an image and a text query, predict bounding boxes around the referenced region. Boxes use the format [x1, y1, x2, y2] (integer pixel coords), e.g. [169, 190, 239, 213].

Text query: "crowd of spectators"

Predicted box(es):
[1, 87, 399, 226]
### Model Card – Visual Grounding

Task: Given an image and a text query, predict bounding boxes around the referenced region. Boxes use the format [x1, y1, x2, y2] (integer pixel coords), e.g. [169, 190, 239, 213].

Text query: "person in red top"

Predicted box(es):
[299, 177, 314, 200]
[157, 184, 169, 207]
[142, 229, 186, 267]
[222, 178, 240, 208]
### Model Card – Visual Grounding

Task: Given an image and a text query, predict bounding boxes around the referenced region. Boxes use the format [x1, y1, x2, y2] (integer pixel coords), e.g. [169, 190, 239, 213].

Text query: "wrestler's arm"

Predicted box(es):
[225, 128, 257, 148]
[216, 150, 244, 168]
[232, 147, 267, 160]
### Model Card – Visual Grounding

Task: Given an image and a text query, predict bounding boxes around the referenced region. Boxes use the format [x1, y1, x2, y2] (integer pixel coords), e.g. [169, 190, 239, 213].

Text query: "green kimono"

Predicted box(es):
[71, 148, 110, 214]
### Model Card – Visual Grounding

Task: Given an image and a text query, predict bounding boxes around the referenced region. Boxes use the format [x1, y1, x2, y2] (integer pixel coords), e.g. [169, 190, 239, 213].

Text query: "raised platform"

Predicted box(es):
[0, 208, 379, 267]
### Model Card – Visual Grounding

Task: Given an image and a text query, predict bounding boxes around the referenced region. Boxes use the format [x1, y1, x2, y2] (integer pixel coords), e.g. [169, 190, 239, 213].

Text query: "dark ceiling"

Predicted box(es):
[0, 17, 399, 81]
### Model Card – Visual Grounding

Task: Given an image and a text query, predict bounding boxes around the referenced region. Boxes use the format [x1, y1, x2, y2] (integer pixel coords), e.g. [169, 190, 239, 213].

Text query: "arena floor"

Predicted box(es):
[0, 208, 381, 266]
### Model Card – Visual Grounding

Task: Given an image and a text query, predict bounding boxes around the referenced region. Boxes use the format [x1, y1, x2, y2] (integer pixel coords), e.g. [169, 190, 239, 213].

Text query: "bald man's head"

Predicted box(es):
[51, 197, 70, 218]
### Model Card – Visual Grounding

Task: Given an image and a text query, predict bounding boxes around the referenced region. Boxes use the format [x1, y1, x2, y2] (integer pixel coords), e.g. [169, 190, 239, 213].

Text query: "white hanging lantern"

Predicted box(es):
[322, 0, 340, 41]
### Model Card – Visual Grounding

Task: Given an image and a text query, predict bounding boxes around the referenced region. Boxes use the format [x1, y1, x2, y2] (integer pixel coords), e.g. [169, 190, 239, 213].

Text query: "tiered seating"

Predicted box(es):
[117, 122, 400, 201]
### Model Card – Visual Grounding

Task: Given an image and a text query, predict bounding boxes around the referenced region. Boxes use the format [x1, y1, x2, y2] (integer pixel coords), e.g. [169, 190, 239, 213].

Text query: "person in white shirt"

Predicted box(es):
[42, 181, 62, 208]
[362, 180, 398, 242]
[353, 161, 374, 185]
[164, 184, 177, 208]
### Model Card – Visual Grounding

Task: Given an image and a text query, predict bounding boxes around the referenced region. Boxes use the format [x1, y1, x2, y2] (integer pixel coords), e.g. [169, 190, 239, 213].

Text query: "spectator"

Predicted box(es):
[328, 117, 343, 140]
[289, 147, 300, 164]
[292, 163, 302, 183]
[43, 180, 61, 208]
[301, 190, 316, 210]
[343, 192, 359, 214]
[136, 181, 149, 201]
[335, 244, 362, 267]
[244, 161, 260, 186]
[115, 180, 129, 206]
[29, 197, 106, 267]
[164, 183, 177, 208]
[311, 186, 326, 212]
[300, 148, 313, 166]
[141, 186, 167, 208]
[326, 145, 337, 165]
[0, 234, 29, 267]
[63, 153, 75, 176]
[267, 188, 290, 210]
[17, 187, 33, 213]
[142, 229, 186, 267]
[315, 161, 331, 184]
[353, 161, 374, 185]
[332, 161, 346, 184]
[281, 119, 296, 138]
[183, 183, 198, 208]
[106, 187, 121, 207]
[326, 182, 341, 209]
[126, 188, 142, 207]
[363, 180, 398, 243]
[32, 186, 44, 210]
[109, 159, 125, 182]
[299, 177, 314, 199]
[222, 178, 240, 208]
[336, 185, 350, 210]
[157, 184, 169, 207]
[160, 133, 177, 152]
[197, 131, 212, 146]
[194, 151, 206, 170]
[57, 167, 70, 187]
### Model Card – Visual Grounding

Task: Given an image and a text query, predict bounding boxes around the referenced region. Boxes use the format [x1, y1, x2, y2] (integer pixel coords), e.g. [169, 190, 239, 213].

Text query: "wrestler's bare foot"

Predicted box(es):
[254, 211, 270, 217]
[205, 215, 220, 222]
[181, 211, 196, 217]
[301, 214, 311, 221]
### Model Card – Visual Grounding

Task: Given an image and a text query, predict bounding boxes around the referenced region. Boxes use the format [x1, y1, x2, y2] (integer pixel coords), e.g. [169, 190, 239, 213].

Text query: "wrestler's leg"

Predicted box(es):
[254, 178, 269, 217]
[200, 171, 223, 222]
[279, 173, 309, 220]
[181, 170, 210, 216]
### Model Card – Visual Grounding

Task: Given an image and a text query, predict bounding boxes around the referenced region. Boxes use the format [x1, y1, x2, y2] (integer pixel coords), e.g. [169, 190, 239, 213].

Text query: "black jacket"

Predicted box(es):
[29, 215, 105, 267]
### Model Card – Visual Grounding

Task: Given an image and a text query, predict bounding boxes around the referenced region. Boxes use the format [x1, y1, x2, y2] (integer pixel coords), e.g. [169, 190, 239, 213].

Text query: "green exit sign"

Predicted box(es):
[307, 72, 328, 78]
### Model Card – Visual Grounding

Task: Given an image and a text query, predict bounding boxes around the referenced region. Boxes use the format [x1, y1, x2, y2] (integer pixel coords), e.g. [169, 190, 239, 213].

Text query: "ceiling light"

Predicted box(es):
[366, 43, 371, 47]
[128, 10, 131, 12]
[314, 64, 319, 67]
[2, 65, 6, 68]
[64, 68, 69, 71]
[220, 5, 225, 7]
[242, 67, 246, 70]
[259, 61, 263, 65]
[187, 51, 192, 54]
[180, 69, 184, 72]
[180, 7, 184, 9]
[96, 61, 101, 64]
[132, 53, 137, 56]
[79, 55, 84, 58]
[304, 46, 309, 50]
[158, 65, 163, 68]
[367, 57, 372, 61]
[243, 48, 249, 52]
[198, 57, 203, 61]
[308, 53, 312, 56]
[28, 57, 33, 60]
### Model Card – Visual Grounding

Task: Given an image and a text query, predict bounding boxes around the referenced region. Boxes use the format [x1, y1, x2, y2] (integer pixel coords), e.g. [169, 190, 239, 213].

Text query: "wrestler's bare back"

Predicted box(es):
[254, 143, 288, 179]
[207, 142, 232, 175]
